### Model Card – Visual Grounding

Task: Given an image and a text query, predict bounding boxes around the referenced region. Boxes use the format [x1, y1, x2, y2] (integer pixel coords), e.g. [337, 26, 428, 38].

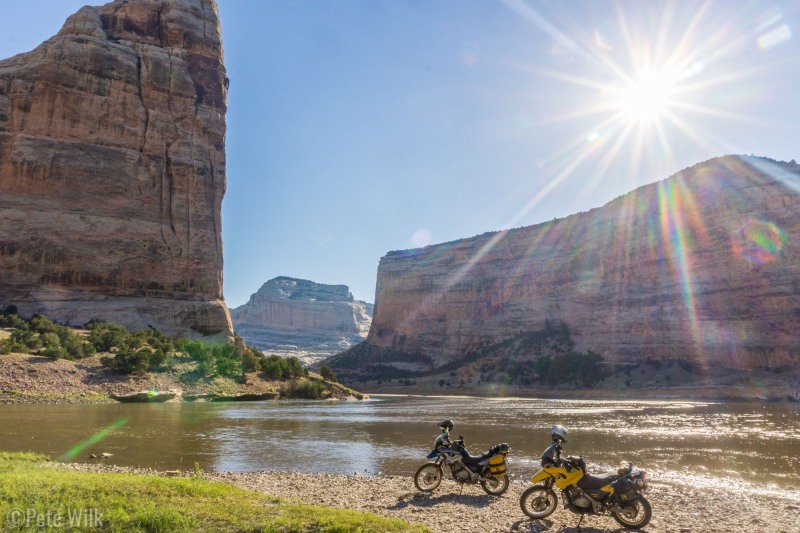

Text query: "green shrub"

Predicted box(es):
[39, 332, 61, 349]
[285, 379, 325, 399]
[180, 341, 246, 380]
[319, 365, 337, 382]
[41, 345, 68, 359]
[101, 348, 162, 374]
[87, 321, 130, 352]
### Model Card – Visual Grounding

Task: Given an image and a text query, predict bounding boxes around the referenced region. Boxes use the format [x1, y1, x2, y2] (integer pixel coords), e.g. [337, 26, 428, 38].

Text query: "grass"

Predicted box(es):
[0, 453, 428, 532]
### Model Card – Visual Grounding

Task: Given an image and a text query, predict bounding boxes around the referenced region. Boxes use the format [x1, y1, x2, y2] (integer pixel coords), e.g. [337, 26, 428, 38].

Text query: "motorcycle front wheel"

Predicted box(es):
[480, 475, 510, 496]
[414, 463, 443, 492]
[611, 496, 652, 529]
[520, 486, 558, 519]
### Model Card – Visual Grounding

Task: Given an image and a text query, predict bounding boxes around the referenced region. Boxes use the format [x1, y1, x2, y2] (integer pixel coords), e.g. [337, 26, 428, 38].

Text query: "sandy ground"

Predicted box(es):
[55, 463, 800, 533]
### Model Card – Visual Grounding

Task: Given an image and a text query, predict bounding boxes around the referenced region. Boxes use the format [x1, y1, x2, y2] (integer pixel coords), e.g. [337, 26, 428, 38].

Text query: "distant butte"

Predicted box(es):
[230, 277, 372, 365]
[0, 0, 232, 338]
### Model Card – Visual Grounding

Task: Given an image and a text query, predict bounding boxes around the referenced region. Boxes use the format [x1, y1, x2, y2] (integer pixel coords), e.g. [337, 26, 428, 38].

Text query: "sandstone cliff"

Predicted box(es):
[347, 156, 800, 374]
[0, 0, 232, 337]
[230, 277, 372, 364]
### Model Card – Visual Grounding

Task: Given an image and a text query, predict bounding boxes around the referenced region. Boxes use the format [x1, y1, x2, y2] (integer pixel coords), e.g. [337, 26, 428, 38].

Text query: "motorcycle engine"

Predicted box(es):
[452, 462, 474, 482]
[566, 487, 592, 510]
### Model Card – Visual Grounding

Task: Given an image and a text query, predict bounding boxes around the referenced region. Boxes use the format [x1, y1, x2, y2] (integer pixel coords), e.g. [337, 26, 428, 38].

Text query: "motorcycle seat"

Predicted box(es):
[460, 450, 493, 465]
[577, 471, 619, 490]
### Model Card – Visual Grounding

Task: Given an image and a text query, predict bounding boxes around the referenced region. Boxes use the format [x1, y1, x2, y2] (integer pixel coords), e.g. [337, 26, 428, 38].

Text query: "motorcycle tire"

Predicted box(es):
[480, 475, 510, 496]
[414, 463, 443, 492]
[520, 486, 558, 519]
[611, 496, 652, 529]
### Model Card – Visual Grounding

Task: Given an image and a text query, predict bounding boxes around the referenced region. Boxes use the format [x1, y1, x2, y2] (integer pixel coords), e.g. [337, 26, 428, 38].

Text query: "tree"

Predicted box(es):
[319, 365, 337, 382]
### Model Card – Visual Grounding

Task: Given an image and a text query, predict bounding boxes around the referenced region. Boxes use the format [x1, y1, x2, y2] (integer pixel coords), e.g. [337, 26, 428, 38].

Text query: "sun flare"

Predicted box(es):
[616, 69, 677, 123]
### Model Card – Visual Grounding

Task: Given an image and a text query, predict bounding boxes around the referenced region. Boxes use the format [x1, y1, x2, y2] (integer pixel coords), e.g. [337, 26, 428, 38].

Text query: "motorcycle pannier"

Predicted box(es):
[488, 454, 507, 476]
[611, 477, 638, 503]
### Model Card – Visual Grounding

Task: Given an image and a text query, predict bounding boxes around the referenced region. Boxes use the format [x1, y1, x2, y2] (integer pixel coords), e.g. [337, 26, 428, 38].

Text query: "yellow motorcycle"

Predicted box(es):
[519, 425, 651, 529]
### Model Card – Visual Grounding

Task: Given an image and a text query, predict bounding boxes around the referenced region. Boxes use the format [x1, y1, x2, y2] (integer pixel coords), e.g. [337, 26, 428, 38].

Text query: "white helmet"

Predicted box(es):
[551, 425, 568, 443]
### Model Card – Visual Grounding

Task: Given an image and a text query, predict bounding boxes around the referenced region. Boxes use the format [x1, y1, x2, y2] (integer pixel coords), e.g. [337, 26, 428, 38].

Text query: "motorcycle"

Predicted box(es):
[520, 427, 651, 529]
[414, 434, 511, 496]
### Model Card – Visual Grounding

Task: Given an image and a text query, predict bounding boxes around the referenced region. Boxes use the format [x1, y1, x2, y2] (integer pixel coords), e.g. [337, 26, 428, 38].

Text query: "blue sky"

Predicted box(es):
[1, 1, 798, 306]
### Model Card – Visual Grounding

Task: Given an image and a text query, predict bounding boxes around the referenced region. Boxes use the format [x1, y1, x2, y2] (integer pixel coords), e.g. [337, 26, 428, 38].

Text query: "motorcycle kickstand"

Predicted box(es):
[459, 483, 463, 495]
[575, 514, 585, 531]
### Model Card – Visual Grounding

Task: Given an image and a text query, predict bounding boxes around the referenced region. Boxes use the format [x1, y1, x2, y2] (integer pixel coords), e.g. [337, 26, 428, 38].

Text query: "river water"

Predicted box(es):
[1, 395, 797, 500]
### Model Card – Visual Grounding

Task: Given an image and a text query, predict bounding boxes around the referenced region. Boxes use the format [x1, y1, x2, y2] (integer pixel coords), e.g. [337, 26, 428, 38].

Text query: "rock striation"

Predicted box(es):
[0, 0, 232, 337]
[230, 277, 372, 364]
[355, 156, 800, 372]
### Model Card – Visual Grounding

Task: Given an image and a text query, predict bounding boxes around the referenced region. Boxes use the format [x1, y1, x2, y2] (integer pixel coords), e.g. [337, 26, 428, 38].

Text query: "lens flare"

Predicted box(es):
[733, 220, 787, 265]
[60, 418, 128, 460]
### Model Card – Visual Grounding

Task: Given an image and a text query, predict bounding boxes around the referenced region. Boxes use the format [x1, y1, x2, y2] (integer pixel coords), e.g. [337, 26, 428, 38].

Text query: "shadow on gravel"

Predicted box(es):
[510, 519, 652, 533]
[391, 491, 498, 510]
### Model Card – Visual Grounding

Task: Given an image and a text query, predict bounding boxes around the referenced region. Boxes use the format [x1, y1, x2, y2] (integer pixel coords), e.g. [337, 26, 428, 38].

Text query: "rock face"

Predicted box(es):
[0, 0, 232, 337]
[230, 277, 372, 364]
[359, 156, 800, 371]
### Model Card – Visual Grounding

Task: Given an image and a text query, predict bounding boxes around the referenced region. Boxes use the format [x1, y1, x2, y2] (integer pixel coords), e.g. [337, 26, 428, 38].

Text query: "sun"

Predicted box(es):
[616, 69, 678, 124]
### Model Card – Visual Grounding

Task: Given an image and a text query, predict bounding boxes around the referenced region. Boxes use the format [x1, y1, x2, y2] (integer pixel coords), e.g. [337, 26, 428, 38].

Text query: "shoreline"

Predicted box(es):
[0, 353, 364, 404]
[0, 352, 795, 405]
[56, 462, 800, 533]
[360, 386, 796, 403]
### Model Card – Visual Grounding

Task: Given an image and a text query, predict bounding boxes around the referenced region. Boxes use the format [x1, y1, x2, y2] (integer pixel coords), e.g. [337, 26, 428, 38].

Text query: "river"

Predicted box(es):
[1, 395, 797, 500]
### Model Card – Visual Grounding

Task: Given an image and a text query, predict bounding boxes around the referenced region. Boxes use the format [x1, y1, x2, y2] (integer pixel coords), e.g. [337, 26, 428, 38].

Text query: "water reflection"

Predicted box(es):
[0, 396, 796, 501]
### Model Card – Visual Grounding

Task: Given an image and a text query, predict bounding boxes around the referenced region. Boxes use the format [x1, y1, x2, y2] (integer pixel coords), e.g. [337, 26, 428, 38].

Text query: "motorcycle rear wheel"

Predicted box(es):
[520, 486, 558, 519]
[480, 475, 510, 496]
[611, 496, 652, 529]
[414, 463, 443, 492]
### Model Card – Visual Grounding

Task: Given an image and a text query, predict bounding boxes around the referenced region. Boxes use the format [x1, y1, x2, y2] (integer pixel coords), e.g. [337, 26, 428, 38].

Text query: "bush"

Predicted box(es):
[180, 341, 246, 381]
[319, 365, 337, 382]
[101, 348, 163, 374]
[260, 355, 307, 381]
[41, 345, 68, 359]
[87, 321, 131, 352]
[285, 379, 325, 399]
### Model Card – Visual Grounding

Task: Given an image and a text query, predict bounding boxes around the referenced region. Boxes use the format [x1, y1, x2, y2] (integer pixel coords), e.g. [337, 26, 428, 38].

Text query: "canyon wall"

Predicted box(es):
[231, 277, 372, 364]
[0, 0, 232, 337]
[363, 156, 800, 370]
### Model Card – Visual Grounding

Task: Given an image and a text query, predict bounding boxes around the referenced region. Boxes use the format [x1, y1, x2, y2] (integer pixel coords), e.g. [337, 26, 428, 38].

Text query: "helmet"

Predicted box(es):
[551, 425, 568, 443]
[438, 419, 454, 432]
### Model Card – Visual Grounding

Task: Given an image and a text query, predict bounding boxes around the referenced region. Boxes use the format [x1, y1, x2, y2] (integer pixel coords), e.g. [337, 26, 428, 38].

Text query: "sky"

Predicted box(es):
[1, 0, 799, 307]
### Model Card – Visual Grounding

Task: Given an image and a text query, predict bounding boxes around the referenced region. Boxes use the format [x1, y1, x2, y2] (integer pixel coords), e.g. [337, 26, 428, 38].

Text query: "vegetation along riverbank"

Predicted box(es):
[0, 453, 423, 532]
[22, 456, 800, 533]
[0, 307, 363, 404]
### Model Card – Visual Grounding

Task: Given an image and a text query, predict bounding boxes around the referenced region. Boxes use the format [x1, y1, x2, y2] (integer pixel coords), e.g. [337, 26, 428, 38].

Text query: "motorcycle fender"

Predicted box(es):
[530, 468, 551, 483]
[425, 450, 439, 459]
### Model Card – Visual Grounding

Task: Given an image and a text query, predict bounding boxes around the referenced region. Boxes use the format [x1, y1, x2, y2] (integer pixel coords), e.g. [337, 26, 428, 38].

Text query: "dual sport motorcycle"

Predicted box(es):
[520, 426, 652, 529]
[414, 420, 511, 496]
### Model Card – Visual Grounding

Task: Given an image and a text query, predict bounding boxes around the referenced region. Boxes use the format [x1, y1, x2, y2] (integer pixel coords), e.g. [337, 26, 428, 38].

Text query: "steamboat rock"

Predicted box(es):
[356, 156, 800, 373]
[0, 0, 232, 337]
[231, 277, 372, 364]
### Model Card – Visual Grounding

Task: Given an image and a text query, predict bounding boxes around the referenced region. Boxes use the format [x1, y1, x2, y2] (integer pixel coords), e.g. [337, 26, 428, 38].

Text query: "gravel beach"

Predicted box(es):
[56, 463, 799, 532]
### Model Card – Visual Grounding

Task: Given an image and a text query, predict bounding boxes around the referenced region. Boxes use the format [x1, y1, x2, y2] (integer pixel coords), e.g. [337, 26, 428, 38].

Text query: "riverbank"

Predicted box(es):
[0, 453, 423, 532]
[56, 462, 800, 533]
[359, 385, 796, 403]
[0, 353, 364, 404]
